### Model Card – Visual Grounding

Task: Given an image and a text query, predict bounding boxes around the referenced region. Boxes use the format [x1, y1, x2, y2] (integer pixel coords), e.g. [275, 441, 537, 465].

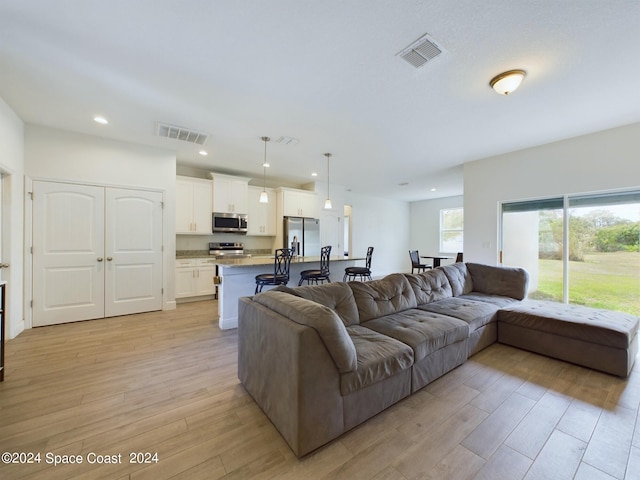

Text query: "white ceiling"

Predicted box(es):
[1, 0, 639, 202]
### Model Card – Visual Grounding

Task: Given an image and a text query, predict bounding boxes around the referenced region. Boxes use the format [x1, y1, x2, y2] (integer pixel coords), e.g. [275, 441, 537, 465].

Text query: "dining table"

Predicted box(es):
[420, 255, 453, 268]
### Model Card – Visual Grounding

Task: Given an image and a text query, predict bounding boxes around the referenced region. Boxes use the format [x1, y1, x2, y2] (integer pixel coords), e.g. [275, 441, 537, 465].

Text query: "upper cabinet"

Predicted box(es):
[212, 174, 250, 214]
[247, 186, 276, 236]
[176, 176, 213, 234]
[279, 188, 319, 218]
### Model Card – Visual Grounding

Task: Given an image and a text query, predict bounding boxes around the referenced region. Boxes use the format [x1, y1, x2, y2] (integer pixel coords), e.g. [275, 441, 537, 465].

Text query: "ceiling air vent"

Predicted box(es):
[156, 122, 209, 146]
[397, 33, 444, 68]
[275, 136, 300, 146]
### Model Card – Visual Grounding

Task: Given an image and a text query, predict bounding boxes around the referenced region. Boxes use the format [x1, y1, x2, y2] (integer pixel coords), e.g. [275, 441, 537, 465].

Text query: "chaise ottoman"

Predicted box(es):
[498, 300, 639, 377]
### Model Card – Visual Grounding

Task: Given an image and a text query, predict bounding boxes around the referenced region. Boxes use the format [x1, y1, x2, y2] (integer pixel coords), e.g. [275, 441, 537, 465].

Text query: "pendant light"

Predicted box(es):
[259, 136, 270, 203]
[323, 153, 332, 210]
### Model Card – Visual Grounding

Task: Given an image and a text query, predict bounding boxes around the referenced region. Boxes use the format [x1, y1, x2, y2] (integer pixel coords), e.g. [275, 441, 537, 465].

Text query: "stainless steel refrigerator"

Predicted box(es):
[283, 217, 320, 257]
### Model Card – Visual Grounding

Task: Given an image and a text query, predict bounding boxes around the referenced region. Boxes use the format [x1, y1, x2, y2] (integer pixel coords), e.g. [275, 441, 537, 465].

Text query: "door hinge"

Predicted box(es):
[161, 201, 164, 209]
[30, 300, 33, 308]
[161, 288, 164, 294]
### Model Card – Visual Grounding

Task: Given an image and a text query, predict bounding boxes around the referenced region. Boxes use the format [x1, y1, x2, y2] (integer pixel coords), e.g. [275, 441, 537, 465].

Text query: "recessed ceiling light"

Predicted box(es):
[430, 188, 437, 192]
[93, 116, 108, 125]
[311, 172, 318, 177]
[199, 150, 208, 156]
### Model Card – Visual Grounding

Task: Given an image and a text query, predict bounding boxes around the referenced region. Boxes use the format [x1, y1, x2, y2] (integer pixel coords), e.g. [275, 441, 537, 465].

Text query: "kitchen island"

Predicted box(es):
[214, 255, 364, 329]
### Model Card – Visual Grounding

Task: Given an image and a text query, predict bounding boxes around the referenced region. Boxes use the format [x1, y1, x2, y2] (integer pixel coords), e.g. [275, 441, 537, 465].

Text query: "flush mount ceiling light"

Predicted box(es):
[198, 150, 208, 156]
[324, 153, 332, 210]
[93, 116, 108, 124]
[490, 69, 526, 95]
[259, 136, 270, 204]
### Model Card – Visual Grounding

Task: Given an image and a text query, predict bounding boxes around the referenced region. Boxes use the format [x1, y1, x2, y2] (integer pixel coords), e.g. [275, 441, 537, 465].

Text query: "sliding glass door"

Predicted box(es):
[501, 190, 640, 315]
[566, 192, 640, 314]
[501, 197, 565, 302]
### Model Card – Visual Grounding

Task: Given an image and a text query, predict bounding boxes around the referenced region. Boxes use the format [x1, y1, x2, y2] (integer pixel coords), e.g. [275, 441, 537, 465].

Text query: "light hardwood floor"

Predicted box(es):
[1, 300, 638, 480]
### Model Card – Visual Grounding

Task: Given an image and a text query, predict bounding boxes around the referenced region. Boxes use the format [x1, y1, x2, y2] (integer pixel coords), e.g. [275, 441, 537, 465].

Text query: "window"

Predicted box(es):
[501, 190, 640, 315]
[440, 208, 463, 253]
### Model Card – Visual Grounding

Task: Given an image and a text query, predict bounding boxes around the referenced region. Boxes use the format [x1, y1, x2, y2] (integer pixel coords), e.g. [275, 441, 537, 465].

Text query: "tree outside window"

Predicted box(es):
[440, 208, 463, 253]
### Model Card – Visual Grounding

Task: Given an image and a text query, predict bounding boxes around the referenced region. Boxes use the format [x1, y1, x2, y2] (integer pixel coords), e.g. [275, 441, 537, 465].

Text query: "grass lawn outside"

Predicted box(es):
[530, 251, 640, 315]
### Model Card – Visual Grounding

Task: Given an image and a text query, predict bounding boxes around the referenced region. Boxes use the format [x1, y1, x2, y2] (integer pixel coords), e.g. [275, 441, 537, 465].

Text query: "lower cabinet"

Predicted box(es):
[175, 258, 217, 299]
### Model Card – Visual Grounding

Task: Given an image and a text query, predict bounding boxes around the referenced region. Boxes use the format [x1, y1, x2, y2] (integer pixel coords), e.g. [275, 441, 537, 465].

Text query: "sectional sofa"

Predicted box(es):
[237, 262, 638, 457]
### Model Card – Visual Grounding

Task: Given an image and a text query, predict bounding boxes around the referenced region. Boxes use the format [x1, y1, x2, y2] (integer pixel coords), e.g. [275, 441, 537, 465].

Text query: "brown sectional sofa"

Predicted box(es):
[237, 262, 638, 457]
[237, 262, 527, 457]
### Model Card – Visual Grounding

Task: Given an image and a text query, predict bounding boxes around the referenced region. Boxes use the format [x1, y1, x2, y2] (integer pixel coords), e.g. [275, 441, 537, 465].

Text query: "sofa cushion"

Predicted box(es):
[439, 263, 473, 297]
[252, 291, 358, 373]
[349, 273, 417, 323]
[362, 309, 469, 362]
[499, 300, 639, 349]
[417, 297, 501, 333]
[466, 263, 529, 300]
[405, 269, 453, 305]
[274, 282, 360, 326]
[459, 292, 520, 308]
[341, 325, 414, 395]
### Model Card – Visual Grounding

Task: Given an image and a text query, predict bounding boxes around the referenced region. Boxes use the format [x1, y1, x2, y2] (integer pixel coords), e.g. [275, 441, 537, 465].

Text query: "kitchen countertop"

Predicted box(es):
[176, 249, 274, 259]
[176, 250, 210, 259]
[214, 255, 364, 268]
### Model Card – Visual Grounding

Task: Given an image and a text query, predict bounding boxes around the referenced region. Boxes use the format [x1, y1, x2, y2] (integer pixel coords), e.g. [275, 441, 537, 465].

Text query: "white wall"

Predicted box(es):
[345, 191, 410, 277]
[0, 97, 25, 339]
[24, 125, 177, 316]
[409, 195, 464, 267]
[464, 122, 640, 266]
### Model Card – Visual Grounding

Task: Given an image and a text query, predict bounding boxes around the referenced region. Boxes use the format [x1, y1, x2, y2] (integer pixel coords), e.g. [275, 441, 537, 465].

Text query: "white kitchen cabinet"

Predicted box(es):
[247, 186, 276, 236]
[175, 258, 217, 298]
[212, 174, 250, 214]
[176, 176, 213, 234]
[279, 188, 319, 218]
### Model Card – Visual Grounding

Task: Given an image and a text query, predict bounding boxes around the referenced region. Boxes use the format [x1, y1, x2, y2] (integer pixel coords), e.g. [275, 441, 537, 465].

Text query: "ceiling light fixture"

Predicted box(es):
[324, 153, 332, 210]
[198, 150, 208, 156]
[259, 136, 270, 204]
[93, 116, 108, 124]
[490, 69, 526, 95]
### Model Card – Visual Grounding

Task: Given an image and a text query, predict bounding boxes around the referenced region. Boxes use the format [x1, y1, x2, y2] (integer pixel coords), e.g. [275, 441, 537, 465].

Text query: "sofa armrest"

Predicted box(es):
[238, 296, 345, 457]
[466, 263, 529, 300]
[251, 290, 357, 373]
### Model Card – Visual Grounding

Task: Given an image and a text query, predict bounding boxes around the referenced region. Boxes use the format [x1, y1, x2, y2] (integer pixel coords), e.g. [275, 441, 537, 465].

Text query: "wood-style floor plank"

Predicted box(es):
[0, 301, 638, 479]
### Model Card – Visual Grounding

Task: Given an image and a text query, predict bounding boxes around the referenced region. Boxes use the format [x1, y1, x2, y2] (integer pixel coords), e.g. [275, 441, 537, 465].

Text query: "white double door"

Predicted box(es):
[32, 181, 164, 327]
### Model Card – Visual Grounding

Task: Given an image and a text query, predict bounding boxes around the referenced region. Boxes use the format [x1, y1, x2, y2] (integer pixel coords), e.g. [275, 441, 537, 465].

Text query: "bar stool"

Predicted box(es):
[255, 248, 293, 294]
[343, 246, 373, 281]
[298, 245, 332, 285]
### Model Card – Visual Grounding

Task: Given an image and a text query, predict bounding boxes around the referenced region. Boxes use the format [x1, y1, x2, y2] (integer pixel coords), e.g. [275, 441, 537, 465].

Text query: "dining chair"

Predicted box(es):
[255, 248, 293, 294]
[344, 246, 374, 281]
[409, 250, 431, 273]
[298, 245, 332, 285]
[455, 252, 463, 262]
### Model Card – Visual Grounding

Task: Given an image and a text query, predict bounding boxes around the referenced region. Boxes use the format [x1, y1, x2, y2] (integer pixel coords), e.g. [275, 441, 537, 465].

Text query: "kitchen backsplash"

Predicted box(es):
[176, 234, 276, 253]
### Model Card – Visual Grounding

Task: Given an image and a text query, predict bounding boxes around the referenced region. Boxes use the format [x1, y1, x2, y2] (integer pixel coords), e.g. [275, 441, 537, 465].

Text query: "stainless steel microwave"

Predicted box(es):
[212, 212, 248, 234]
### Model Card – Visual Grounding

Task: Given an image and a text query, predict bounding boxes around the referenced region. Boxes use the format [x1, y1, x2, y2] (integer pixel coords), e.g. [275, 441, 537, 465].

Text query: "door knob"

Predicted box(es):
[97, 257, 104, 262]
[107, 257, 113, 261]
[0, 263, 9, 268]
